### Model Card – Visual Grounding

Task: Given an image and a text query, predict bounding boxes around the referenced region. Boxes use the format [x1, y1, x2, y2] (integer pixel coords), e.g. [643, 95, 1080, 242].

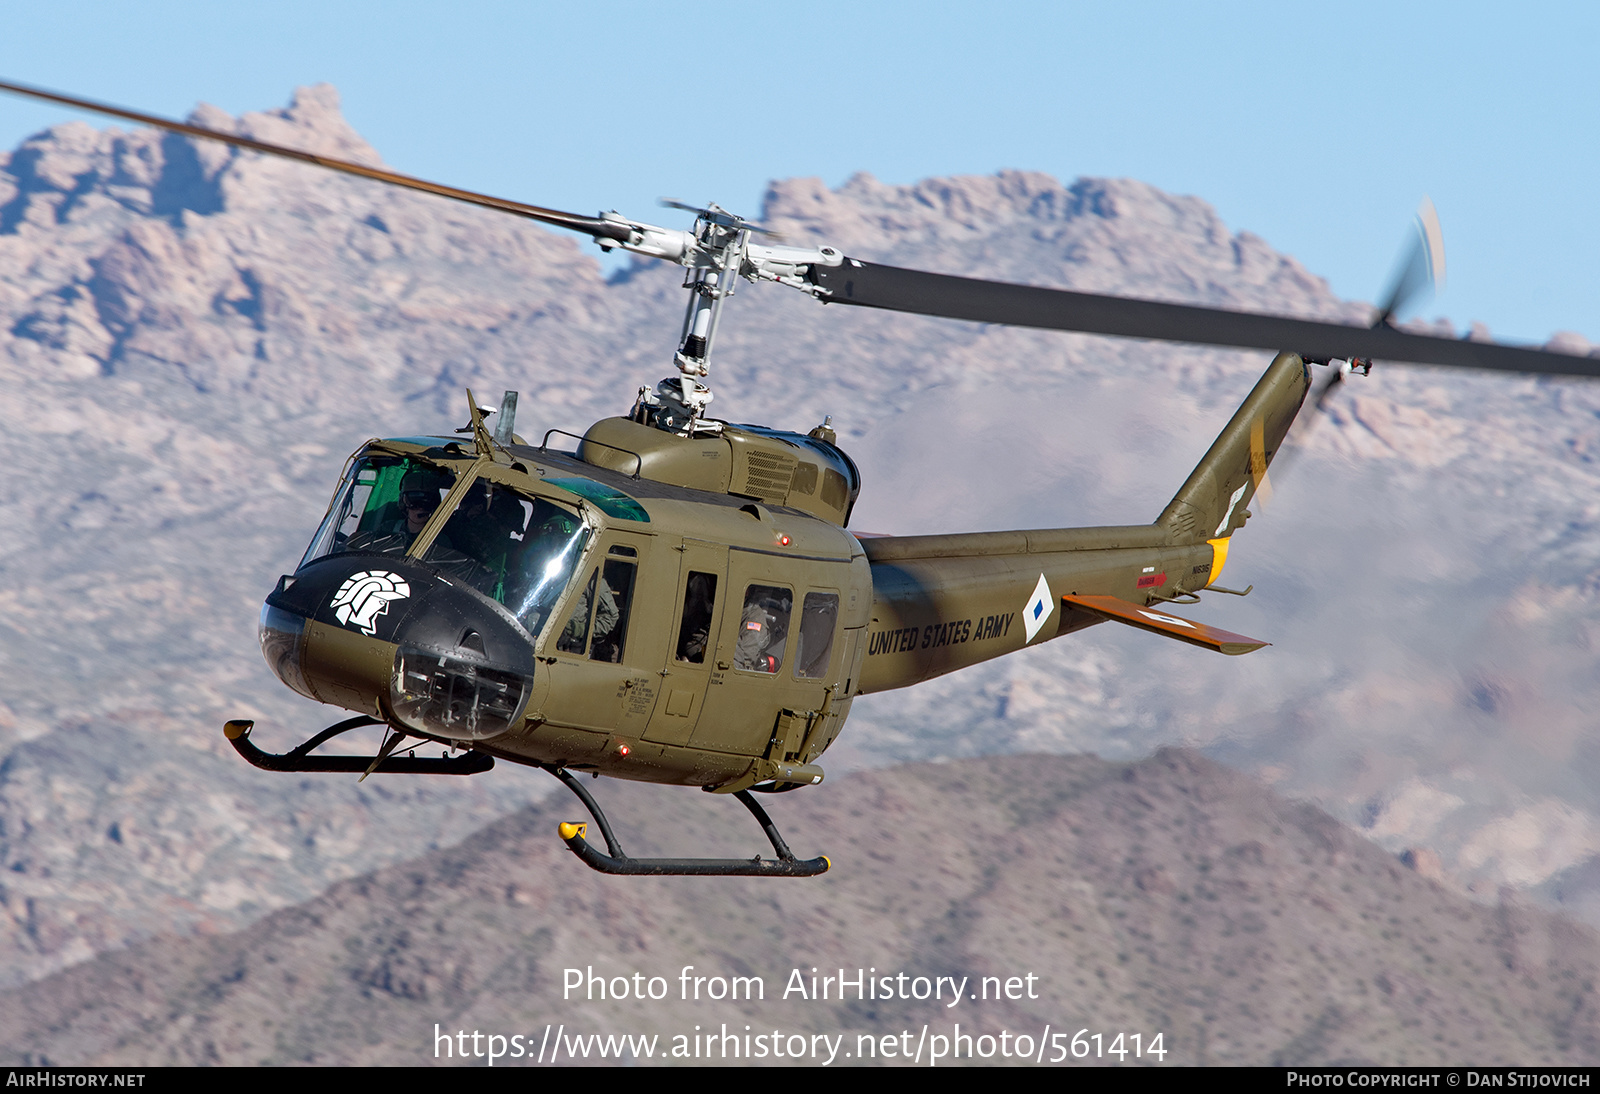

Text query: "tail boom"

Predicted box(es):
[854, 353, 1306, 694]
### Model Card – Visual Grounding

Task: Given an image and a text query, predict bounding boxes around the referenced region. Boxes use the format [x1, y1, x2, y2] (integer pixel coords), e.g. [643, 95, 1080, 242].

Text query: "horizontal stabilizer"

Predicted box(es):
[1061, 594, 1269, 656]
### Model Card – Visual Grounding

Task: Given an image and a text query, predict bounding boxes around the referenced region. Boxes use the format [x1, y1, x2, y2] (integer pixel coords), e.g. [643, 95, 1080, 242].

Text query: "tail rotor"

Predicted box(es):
[1276, 197, 1447, 477]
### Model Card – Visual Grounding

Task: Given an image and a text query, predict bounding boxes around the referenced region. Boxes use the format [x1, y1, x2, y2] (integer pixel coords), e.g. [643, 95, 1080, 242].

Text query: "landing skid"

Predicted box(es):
[223, 717, 495, 775]
[223, 718, 824, 875]
[544, 765, 829, 877]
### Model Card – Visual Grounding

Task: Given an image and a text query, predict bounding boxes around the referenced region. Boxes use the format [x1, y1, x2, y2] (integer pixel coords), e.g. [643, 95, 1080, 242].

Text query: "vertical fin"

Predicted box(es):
[1158, 351, 1309, 543]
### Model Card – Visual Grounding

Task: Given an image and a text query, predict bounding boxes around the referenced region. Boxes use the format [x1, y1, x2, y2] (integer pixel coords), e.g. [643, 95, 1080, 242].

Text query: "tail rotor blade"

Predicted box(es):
[1374, 197, 1447, 328]
[1312, 360, 1353, 413]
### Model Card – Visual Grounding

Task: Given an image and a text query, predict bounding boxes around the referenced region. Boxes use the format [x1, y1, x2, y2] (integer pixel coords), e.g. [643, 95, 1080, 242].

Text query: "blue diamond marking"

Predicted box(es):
[1033, 602, 1044, 619]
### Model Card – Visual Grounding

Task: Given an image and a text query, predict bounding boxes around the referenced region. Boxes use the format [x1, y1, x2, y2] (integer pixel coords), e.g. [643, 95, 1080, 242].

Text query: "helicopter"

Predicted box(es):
[4, 79, 1596, 879]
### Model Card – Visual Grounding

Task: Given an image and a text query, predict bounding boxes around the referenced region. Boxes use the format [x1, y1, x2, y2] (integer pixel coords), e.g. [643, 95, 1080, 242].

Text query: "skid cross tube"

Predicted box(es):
[223, 718, 494, 775]
[543, 765, 829, 877]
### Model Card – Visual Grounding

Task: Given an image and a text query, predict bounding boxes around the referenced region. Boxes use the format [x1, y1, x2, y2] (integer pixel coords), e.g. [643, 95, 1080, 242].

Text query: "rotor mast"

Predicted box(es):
[594, 201, 841, 433]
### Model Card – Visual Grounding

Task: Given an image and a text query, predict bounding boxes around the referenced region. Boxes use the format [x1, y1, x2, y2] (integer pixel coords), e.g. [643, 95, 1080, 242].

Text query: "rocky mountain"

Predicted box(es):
[5, 751, 1597, 1067]
[3, 85, 1600, 995]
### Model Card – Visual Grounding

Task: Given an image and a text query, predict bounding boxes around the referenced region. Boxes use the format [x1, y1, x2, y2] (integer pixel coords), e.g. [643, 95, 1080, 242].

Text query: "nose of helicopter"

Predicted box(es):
[258, 554, 537, 741]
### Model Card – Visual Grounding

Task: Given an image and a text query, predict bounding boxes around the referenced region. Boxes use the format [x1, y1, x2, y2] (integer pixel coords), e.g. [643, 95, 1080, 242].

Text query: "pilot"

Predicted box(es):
[349, 470, 452, 555]
[443, 484, 513, 562]
[398, 475, 447, 537]
[425, 481, 520, 592]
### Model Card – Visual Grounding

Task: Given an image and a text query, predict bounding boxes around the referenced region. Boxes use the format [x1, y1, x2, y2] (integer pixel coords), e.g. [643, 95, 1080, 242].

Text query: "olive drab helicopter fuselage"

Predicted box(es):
[256, 355, 1289, 788]
[6, 79, 1595, 877]
[246, 349, 1302, 879]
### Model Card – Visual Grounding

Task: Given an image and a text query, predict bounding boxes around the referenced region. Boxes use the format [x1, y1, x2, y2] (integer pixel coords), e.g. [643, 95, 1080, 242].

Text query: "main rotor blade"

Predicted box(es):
[0, 78, 632, 244]
[810, 259, 1598, 378]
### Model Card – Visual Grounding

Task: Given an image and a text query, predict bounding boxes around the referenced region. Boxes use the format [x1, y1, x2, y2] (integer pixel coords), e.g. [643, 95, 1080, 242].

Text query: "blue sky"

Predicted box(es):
[1, 1, 1594, 344]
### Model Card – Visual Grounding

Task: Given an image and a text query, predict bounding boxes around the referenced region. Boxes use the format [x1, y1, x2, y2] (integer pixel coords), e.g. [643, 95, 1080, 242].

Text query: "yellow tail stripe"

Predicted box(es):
[1207, 537, 1231, 586]
[1250, 416, 1273, 507]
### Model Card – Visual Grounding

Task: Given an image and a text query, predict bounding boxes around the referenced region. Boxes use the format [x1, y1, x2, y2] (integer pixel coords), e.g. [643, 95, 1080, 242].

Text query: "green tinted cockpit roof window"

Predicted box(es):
[545, 477, 650, 523]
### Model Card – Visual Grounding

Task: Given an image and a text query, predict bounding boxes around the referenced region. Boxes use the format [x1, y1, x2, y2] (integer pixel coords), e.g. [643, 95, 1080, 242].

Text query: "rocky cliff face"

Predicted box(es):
[3, 86, 1600, 992]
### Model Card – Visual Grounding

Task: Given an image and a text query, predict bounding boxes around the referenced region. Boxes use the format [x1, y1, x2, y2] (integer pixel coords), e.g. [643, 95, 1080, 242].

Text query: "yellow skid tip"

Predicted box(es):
[821, 856, 831, 872]
[559, 822, 587, 842]
[223, 719, 253, 740]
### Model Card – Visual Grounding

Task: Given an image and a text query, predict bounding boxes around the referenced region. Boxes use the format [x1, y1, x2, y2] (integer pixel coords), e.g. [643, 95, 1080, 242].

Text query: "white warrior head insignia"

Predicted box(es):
[330, 570, 412, 636]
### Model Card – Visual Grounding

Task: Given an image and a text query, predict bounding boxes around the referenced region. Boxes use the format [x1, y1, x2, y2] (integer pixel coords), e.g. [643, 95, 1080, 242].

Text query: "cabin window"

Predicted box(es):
[675, 572, 718, 664]
[557, 571, 598, 654]
[794, 592, 839, 679]
[821, 469, 849, 511]
[557, 557, 637, 662]
[790, 462, 818, 496]
[592, 557, 636, 662]
[736, 584, 792, 674]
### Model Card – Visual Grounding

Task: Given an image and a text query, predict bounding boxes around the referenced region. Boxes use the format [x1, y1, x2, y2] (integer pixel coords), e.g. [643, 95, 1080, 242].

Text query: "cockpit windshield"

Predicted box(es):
[421, 478, 590, 637]
[300, 454, 456, 566]
[300, 455, 590, 638]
